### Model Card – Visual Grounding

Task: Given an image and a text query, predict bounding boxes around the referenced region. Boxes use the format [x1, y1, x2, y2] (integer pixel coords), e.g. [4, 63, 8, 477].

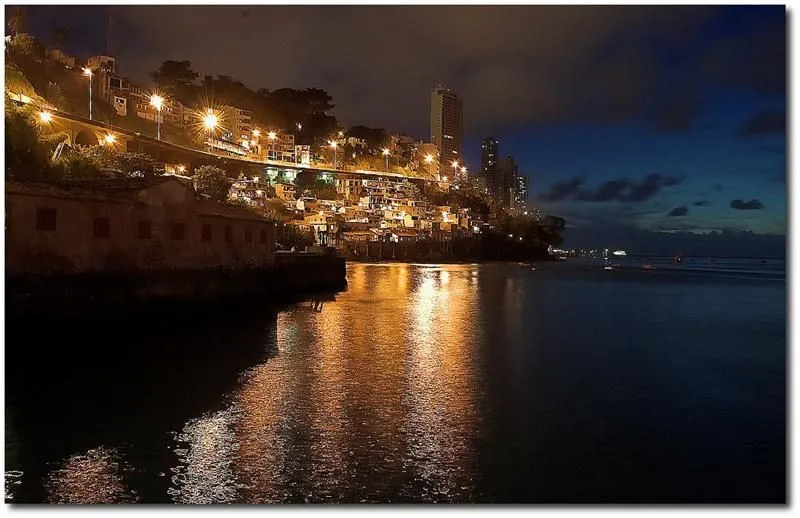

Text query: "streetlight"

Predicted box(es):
[149, 94, 164, 141]
[177, 165, 186, 173]
[329, 140, 338, 168]
[382, 148, 390, 172]
[39, 111, 53, 124]
[252, 129, 260, 138]
[104, 134, 116, 145]
[267, 131, 277, 160]
[203, 109, 218, 150]
[452, 160, 459, 181]
[424, 153, 435, 178]
[82, 67, 93, 120]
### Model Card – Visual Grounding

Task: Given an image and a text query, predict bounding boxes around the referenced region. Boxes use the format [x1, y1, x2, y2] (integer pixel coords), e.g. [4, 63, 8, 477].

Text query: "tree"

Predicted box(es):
[309, 180, 338, 201]
[8, 33, 46, 62]
[150, 60, 199, 101]
[5, 102, 55, 179]
[264, 198, 292, 222]
[7, 7, 27, 36]
[346, 125, 388, 148]
[5, 63, 42, 102]
[277, 223, 314, 250]
[192, 165, 232, 201]
[294, 170, 318, 191]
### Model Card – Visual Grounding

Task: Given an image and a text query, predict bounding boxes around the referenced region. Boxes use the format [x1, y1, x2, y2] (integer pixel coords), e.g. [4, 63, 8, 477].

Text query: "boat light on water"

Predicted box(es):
[612, 250, 627, 257]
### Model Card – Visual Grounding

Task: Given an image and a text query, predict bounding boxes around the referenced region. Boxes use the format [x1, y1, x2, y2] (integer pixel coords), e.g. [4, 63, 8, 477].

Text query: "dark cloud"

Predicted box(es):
[576, 179, 632, 202]
[626, 173, 683, 202]
[540, 177, 683, 203]
[21, 5, 785, 139]
[713, 184, 725, 192]
[693, 200, 710, 206]
[98, 5, 724, 134]
[668, 206, 689, 217]
[539, 176, 585, 202]
[542, 173, 682, 203]
[740, 111, 786, 137]
[704, 12, 786, 96]
[730, 199, 765, 210]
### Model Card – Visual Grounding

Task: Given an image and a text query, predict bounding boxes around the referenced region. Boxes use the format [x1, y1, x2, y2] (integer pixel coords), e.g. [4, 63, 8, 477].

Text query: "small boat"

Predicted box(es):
[604, 265, 614, 271]
[612, 250, 627, 257]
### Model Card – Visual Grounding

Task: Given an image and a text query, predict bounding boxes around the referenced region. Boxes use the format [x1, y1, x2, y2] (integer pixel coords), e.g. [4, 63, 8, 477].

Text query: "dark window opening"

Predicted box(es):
[137, 220, 152, 239]
[93, 217, 110, 239]
[244, 227, 253, 244]
[36, 207, 57, 231]
[171, 222, 185, 241]
[201, 223, 212, 242]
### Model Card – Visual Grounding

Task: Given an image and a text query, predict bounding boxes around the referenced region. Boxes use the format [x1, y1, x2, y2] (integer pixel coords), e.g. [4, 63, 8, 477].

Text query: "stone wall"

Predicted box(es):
[6, 178, 275, 277]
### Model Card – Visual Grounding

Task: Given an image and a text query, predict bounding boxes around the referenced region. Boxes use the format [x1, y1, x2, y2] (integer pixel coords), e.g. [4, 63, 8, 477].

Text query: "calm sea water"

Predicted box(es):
[5, 262, 786, 503]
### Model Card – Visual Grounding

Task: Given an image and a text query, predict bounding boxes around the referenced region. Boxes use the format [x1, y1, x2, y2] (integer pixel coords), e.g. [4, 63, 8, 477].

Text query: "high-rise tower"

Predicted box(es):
[430, 86, 463, 179]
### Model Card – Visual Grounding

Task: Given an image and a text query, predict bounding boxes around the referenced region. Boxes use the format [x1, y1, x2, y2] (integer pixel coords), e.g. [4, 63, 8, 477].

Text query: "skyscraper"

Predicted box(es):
[513, 173, 529, 210]
[498, 156, 518, 209]
[481, 137, 498, 177]
[430, 86, 463, 179]
[482, 137, 506, 206]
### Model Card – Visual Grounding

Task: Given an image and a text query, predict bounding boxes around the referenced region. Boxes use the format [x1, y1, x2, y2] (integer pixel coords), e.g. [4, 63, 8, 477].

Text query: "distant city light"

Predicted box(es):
[329, 141, 337, 148]
[425, 154, 434, 163]
[382, 148, 390, 156]
[38, 111, 53, 123]
[104, 134, 116, 144]
[252, 129, 261, 138]
[268, 131, 277, 140]
[177, 165, 186, 173]
[82, 67, 92, 77]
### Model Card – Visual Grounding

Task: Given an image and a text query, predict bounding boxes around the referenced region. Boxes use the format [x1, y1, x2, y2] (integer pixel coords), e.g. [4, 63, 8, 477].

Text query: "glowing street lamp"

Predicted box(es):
[104, 134, 116, 145]
[252, 129, 260, 138]
[82, 67, 93, 120]
[39, 110, 53, 124]
[451, 160, 459, 181]
[329, 140, 338, 168]
[382, 148, 390, 172]
[202, 109, 218, 150]
[149, 94, 164, 140]
[177, 165, 186, 173]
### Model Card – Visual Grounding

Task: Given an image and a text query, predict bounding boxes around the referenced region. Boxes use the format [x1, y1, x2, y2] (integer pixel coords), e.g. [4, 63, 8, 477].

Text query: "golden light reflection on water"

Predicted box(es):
[169, 408, 240, 503]
[44, 446, 137, 504]
[174, 264, 484, 503]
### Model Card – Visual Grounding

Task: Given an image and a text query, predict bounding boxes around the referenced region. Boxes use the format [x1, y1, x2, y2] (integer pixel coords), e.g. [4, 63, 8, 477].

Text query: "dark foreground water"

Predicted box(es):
[5, 262, 786, 504]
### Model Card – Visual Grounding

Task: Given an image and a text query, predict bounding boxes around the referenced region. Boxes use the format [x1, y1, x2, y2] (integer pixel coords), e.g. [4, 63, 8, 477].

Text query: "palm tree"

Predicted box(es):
[8, 7, 26, 36]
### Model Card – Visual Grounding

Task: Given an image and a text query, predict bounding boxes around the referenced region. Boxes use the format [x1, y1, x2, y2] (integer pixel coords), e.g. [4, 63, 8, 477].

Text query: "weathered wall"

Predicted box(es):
[6, 180, 275, 277]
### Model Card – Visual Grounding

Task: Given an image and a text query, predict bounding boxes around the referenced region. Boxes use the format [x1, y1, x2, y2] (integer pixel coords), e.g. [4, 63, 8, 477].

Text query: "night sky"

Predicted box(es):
[13, 5, 787, 256]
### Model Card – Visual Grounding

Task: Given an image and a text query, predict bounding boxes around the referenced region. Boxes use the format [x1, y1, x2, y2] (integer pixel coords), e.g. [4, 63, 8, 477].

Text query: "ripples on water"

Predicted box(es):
[5, 263, 786, 503]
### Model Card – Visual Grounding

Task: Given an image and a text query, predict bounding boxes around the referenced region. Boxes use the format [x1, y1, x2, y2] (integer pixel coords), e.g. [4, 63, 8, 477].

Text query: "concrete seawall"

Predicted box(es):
[7, 253, 347, 318]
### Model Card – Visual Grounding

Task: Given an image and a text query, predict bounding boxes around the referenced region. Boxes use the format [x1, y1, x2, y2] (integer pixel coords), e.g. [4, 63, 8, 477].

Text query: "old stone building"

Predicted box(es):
[6, 176, 275, 277]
